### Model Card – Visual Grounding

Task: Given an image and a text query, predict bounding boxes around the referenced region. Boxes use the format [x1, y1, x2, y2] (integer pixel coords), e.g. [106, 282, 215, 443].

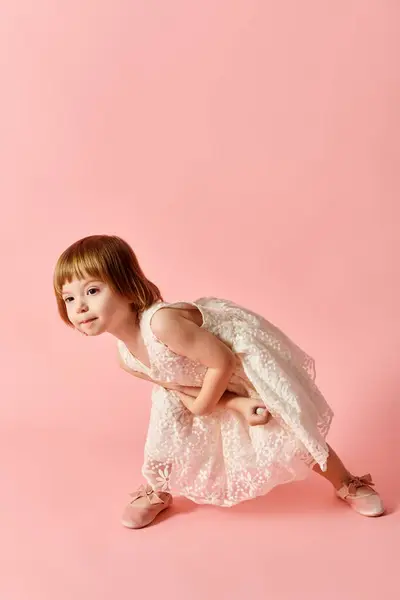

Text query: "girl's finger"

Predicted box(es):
[249, 412, 271, 426]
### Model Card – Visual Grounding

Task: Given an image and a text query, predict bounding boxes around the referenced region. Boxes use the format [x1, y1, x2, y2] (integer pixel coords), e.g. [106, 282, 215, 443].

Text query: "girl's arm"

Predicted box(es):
[176, 389, 238, 411]
[118, 350, 269, 425]
[118, 349, 201, 392]
[150, 308, 237, 416]
[176, 390, 270, 426]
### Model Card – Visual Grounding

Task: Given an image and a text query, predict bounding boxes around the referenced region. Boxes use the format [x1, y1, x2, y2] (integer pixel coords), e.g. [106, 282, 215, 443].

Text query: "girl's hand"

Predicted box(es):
[230, 396, 271, 427]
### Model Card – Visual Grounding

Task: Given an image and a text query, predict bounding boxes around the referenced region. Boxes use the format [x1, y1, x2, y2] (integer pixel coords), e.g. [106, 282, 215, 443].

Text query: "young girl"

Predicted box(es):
[54, 234, 384, 528]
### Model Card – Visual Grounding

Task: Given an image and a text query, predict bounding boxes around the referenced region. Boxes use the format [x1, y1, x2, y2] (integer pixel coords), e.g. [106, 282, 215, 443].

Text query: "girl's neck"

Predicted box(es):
[108, 310, 142, 347]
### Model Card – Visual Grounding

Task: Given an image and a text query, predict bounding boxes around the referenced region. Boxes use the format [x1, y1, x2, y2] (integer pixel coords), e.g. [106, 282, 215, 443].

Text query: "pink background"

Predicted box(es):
[1, 2, 399, 599]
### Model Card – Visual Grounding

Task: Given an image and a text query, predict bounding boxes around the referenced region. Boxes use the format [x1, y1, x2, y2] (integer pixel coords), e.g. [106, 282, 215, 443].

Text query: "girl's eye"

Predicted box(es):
[87, 288, 99, 296]
[64, 297, 73, 304]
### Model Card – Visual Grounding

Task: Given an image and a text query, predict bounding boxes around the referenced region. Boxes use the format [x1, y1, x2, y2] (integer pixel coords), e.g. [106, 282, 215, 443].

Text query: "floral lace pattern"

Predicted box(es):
[118, 297, 333, 507]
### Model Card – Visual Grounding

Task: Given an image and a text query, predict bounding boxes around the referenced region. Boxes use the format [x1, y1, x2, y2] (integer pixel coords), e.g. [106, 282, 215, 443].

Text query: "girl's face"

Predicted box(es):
[61, 277, 133, 336]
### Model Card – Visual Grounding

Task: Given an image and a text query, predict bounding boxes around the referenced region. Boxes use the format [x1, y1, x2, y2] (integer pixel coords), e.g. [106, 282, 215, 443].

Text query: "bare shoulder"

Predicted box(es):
[150, 303, 233, 366]
[150, 304, 203, 333]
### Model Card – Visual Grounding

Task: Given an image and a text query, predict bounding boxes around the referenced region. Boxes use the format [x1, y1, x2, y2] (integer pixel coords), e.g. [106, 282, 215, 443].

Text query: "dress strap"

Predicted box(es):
[139, 301, 169, 342]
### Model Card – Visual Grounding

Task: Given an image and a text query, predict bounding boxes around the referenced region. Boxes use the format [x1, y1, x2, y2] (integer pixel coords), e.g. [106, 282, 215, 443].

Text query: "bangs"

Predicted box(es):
[53, 245, 108, 297]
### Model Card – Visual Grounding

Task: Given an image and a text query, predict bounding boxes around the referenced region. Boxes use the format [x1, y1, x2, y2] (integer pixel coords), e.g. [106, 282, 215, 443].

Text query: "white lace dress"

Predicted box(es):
[118, 298, 334, 507]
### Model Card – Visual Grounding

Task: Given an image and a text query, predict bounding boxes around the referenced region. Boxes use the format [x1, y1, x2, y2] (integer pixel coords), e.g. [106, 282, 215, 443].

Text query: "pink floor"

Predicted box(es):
[3, 426, 398, 600]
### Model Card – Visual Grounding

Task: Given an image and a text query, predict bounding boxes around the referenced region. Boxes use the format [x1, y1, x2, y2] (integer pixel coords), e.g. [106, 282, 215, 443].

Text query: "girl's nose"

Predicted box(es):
[76, 299, 89, 313]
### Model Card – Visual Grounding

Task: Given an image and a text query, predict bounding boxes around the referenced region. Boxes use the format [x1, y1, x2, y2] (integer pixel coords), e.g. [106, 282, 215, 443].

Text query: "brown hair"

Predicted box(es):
[53, 235, 163, 326]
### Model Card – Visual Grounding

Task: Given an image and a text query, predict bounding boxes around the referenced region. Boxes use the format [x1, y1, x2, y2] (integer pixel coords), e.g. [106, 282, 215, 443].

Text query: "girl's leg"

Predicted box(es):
[312, 444, 350, 490]
[312, 444, 385, 516]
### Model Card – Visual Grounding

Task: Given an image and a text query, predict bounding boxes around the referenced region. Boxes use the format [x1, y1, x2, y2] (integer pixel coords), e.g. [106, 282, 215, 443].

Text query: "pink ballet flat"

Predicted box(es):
[121, 484, 173, 529]
[336, 474, 385, 517]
